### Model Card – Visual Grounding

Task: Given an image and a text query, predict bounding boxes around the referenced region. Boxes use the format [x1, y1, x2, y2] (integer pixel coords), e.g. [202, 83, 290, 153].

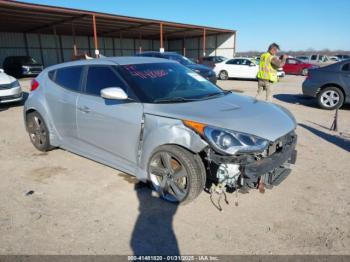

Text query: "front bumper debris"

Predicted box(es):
[206, 131, 297, 188]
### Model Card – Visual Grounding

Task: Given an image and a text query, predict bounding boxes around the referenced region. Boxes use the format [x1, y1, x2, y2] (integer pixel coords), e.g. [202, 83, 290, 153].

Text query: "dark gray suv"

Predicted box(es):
[302, 60, 350, 110]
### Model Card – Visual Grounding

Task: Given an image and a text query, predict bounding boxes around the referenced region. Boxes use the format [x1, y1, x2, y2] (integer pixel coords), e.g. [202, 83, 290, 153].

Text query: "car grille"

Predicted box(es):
[267, 131, 296, 156]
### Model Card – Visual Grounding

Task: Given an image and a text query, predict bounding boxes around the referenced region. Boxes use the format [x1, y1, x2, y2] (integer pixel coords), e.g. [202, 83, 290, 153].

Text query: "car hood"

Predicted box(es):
[143, 93, 296, 142]
[186, 63, 212, 73]
[0, 72, 16, 85]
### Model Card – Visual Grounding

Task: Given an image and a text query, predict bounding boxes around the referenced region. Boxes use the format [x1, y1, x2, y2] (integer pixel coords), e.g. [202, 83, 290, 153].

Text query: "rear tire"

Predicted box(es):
[317, 86, 344, 110]
[219, 70, 229, 80]
[26, 111, 53, 152]
[148, 145, 206, 204]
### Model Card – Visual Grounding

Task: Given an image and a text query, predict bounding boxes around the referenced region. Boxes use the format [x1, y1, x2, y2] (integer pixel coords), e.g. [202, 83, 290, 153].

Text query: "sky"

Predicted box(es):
[19, 0, 350, 52]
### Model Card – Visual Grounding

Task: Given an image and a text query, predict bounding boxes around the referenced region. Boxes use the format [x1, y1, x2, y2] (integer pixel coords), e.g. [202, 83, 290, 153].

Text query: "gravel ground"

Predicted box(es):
[0, 75, 349, 255]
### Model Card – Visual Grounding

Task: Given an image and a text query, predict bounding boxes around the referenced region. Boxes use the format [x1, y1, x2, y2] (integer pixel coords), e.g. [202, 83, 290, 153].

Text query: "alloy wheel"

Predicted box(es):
[29, 115, 47, 148]
[149, 151, 189, 202]
[219, 70, 228, 80]
[320, 90, 340, 108]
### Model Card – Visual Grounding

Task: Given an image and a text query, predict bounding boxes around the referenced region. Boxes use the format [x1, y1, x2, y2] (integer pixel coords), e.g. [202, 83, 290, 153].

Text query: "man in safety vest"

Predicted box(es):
[256, 43, 287, 101]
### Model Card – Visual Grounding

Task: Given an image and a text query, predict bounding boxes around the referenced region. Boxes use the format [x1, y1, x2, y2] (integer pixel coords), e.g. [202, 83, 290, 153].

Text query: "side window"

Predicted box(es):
[226, 59, 239, 65]
[242, 59, 251, 66]
[287, 59, 297, 65]
[311, 55, 317, 60]
[85, 66, 127, 96]
[341, 63, 350, 71]
[55, 66, 83, 92]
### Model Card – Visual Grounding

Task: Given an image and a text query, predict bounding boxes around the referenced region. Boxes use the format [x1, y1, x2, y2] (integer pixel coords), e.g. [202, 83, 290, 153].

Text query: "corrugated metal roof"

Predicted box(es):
[0, 0, 235, 39]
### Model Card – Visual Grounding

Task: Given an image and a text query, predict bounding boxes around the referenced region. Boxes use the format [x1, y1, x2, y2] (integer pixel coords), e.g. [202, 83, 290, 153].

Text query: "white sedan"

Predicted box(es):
[0, 69, 23, 104]
[214, 57, 259, 80]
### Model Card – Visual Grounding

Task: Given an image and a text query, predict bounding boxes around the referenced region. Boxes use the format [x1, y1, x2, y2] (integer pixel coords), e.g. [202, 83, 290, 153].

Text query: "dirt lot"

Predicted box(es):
[0, 75, 349, 255]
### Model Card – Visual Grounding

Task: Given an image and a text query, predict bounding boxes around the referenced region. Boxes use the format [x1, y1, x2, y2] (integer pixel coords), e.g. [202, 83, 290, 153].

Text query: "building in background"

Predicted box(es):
[0, 0, 236, 67]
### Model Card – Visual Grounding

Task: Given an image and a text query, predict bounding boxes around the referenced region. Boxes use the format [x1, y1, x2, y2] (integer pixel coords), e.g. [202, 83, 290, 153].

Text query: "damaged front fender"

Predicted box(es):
[136, 114, 208, 180]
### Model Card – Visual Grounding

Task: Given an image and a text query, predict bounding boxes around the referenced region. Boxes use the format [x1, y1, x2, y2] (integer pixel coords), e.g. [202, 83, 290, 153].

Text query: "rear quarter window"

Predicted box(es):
[54, 66, 83, 92]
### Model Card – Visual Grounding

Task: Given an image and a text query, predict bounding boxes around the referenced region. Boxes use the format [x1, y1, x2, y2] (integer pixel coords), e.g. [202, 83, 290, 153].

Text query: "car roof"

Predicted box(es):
[139, 51, 178, 55]
[44, 56, 175, 71]
[227, 57, 253, 60]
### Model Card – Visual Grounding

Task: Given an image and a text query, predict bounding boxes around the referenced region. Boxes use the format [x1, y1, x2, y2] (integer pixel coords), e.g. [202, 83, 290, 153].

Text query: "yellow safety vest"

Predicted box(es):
[257, 52, 278, 83]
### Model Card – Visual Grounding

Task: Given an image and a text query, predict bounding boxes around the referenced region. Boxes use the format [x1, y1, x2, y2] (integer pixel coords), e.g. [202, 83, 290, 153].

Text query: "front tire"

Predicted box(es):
[301, 68, 308, 76]
[219, 70, 229, 80]
[317, 86, 344, 110]
[26, 111, 53, 152]
[148, 145, 205, 204]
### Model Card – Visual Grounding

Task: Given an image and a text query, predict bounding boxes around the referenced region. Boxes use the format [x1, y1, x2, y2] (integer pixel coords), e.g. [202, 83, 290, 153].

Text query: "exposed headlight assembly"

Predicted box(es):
[183, 120, 269, 155]
[204, 127, 268, 155]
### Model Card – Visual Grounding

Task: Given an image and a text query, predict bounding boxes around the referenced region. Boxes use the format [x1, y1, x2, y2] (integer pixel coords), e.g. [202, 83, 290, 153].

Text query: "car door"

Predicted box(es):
[284, 58, 299, 74]
[45, 65, 83, 142]
[224, 59, 241, 77]
[241, 59, 258, 78]
[76, 65, 143, 172]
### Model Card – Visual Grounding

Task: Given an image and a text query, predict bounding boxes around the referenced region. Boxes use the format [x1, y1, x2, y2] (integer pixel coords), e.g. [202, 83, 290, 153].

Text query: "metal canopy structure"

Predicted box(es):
[0, 0, 236, 65]
[0, 1, 234, 39]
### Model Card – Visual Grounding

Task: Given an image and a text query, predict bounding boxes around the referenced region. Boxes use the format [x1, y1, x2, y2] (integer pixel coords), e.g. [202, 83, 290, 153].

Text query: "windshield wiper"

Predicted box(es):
[153, 97, 197, 103]
[202, 91, 230, 99]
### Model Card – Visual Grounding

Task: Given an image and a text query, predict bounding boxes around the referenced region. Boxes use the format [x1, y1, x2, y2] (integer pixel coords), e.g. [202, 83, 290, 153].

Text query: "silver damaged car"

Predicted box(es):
[24, 57, 297, 204]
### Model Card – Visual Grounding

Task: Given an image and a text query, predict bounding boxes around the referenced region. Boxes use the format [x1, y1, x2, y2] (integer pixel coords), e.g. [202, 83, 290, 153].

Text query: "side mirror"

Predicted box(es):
[0, 69, 4, 73]
[101, 87, 128, 100]
[249, 63, 256, 67]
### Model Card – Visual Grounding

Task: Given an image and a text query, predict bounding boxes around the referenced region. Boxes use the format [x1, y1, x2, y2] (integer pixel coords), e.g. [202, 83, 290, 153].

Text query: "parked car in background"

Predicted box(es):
[277, 68, 285, 78]
[335, 54, 350, 61]
[302, 59, 350, 110]
[296, 56, 309, 62]
[0, 68, 23, 104]
[198, 56, 228, 68]
[283, 58, 316, 76]
[214, 57, 258, 80]
[328, 56, 341, 62]
[136, 51, 216, 84]
[3, 56, 43, 78]
[24, 57, 297, 203]
[309, 54, 329, 64]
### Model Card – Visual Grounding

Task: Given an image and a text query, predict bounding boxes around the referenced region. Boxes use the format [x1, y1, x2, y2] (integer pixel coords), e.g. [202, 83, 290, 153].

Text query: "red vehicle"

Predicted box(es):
[283, 58, 315, 76]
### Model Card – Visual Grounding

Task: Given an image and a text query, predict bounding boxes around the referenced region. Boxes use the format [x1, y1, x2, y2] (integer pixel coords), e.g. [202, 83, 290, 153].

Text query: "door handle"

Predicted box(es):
[78, 106, 91, 113]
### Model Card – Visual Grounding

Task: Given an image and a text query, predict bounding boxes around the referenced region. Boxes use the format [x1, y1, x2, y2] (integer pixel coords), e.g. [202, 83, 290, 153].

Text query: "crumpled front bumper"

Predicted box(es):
[244, 133, 297, 180]
[207, 131, 297, 187]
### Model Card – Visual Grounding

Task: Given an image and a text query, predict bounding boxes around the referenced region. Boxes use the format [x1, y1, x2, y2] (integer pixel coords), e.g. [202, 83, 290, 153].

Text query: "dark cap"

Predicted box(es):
[268, 43, 280, 51]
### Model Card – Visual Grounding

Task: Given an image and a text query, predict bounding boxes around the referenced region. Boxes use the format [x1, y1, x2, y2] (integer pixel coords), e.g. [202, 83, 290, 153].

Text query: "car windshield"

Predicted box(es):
[17, 56, 37, 64]
[118, 62, 225, 103]
[163, 54, 194, 66]
[214, 56, 227, 63]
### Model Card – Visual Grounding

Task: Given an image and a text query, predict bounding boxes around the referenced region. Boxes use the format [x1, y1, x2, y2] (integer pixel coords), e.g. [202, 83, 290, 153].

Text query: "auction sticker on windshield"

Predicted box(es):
[188, 72, 207, 82]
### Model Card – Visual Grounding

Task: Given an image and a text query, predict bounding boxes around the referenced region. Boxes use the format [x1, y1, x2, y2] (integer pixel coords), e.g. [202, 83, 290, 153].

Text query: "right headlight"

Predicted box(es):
[183, 120, 269, 155]
[204, 126, 269, 155]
